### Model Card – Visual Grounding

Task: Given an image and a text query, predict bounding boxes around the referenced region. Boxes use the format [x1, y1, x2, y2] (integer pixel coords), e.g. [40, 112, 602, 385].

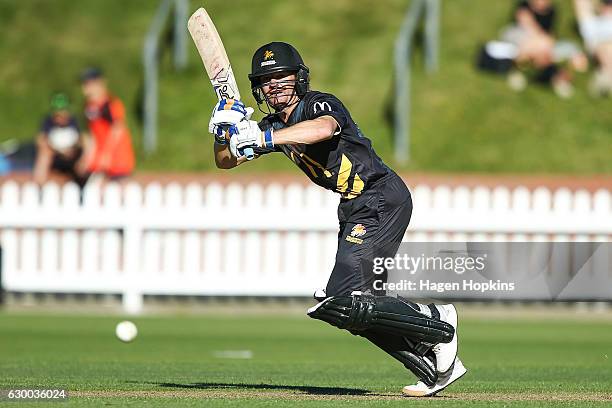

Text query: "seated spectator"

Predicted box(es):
[33, 93, 87, 186]
[574, 0, 612, 96]
[0, 139, 37, 175]
[501, 0, 587, 98]
[80, 67, 135, 182]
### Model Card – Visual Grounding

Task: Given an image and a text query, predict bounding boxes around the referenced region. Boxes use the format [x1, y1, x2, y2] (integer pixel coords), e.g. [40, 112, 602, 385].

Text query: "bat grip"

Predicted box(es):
[243, 147, 255, 160]
[218, 124, 254, 160]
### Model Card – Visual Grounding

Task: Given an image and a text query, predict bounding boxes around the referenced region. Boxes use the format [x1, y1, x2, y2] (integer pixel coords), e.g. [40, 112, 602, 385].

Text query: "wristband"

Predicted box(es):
[262, 128, 274, 148]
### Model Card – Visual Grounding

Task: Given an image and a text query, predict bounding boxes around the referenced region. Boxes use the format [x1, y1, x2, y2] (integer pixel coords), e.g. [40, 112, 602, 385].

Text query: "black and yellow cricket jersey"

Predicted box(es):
[255, 91, 390, 199]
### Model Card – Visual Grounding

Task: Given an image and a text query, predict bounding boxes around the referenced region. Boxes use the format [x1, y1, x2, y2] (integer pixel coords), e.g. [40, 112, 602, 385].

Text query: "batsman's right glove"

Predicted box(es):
[208, 99, 254, 145]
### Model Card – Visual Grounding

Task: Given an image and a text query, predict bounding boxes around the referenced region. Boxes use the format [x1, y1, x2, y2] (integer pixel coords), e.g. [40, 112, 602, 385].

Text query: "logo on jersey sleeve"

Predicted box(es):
[313, 101, 332, 114]
[346, 224, 366, 244]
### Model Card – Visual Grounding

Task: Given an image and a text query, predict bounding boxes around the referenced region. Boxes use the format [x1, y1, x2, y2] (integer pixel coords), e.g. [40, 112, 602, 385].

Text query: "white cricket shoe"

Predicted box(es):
[432, 304, 458, 373]
[402, 357, 467, 397]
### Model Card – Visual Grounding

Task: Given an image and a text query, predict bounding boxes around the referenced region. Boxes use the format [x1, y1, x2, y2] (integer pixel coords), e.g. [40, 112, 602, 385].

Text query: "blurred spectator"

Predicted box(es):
[80, 67, 135, 182]
[0, 139, 36, 175]
[574, 0, 612, 96]
[33, 93, 87, 186]
[500, 0, 587, 98]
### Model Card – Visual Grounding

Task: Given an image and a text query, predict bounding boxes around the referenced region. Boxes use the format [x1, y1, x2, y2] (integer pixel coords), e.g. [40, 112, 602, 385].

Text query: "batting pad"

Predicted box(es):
[307, 292, 454, 344]
[357, 330, 440, 386]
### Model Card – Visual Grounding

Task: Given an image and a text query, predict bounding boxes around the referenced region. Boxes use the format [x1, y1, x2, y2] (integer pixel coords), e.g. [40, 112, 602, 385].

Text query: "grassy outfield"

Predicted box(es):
[0, 0, 610, 174]
[0, 311, 611, 407]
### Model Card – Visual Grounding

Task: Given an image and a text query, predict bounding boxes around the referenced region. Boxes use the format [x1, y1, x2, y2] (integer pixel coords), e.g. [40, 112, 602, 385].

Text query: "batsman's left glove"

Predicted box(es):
[228, 120, 274, 158]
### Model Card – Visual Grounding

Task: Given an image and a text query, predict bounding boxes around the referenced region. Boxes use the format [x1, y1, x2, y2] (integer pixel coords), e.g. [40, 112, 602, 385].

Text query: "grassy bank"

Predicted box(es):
[1, 0, 610, 174]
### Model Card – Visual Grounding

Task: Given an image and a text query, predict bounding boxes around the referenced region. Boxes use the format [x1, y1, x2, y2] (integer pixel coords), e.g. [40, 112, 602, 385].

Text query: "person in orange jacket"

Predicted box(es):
[80, 67, 135, 181]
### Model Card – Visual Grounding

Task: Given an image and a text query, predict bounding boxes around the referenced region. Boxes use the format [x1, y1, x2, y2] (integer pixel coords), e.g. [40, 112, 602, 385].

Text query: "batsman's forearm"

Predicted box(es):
[214, 142, 245, 169]
[272, 117, 337, 145]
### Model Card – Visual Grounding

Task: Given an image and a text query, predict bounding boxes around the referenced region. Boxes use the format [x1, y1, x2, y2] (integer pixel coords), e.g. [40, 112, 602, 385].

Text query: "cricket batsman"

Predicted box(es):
[209, 42, 466, 396]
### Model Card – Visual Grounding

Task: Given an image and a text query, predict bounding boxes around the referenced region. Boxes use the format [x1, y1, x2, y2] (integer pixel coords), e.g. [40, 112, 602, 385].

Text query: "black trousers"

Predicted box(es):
[51, 149, 88, 188]
[322, 178, 438, 385]
[325, 171, 412, 297]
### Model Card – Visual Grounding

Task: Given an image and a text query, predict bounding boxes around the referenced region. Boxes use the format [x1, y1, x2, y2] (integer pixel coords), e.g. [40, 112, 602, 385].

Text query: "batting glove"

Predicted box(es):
[228, 120, 274, 158]
[208, 99, 254, 145]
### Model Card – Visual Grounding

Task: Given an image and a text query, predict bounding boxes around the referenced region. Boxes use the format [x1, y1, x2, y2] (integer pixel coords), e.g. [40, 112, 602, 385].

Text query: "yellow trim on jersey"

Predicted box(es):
[352, 173, 364, 194]
[345, 173, 365, 198]
[300, 153, 332, 178]
[337, 154, 352, 193]
[303, 162, 318, 178]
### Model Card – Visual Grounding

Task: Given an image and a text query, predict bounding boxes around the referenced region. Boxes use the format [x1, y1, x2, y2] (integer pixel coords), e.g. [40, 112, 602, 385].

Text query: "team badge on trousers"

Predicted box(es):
[346, 224, 366, 244]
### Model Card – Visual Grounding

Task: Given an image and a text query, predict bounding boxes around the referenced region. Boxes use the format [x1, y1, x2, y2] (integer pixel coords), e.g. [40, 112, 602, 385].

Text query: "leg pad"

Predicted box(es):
[358, 330, 439, 387]
[307, 292, 454, 344]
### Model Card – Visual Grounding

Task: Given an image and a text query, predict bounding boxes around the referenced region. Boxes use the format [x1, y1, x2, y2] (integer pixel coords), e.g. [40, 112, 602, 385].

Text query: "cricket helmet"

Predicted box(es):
[249, 42, 309, 104]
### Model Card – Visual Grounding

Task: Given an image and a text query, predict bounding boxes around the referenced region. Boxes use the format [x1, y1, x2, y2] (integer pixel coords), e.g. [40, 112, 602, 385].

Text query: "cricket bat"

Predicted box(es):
[187, 8, 254, 160]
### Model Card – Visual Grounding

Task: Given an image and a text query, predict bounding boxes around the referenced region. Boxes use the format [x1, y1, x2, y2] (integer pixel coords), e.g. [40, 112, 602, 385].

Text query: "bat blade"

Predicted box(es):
[187, 8, 240, 101]
[187, 7, 254, 160]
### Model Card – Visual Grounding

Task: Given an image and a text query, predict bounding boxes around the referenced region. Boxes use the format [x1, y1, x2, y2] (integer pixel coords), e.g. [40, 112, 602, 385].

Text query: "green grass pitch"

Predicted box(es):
[1, 309, 611, 407]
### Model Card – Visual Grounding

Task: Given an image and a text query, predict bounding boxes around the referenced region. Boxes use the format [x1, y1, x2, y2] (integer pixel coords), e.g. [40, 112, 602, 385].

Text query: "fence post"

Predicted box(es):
[394, 0, 425, 165]
[394, 0, 440, 164]
[122, 184, 144, 314]
[173, 0, 188, 70]
[424, 0, 440, 73]
[122, 222, 143, 314]
[143, 0, 176, 155]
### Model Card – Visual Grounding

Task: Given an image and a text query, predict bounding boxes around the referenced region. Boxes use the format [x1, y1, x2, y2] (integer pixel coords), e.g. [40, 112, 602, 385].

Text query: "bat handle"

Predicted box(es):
[243, 147, 255, 161]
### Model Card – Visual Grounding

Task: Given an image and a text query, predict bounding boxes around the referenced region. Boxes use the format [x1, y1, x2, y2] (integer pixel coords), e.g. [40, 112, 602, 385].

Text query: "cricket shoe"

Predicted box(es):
[402, 357, 467, 397]
[313, 288, 327, 301]
[433, 304, 458, 373]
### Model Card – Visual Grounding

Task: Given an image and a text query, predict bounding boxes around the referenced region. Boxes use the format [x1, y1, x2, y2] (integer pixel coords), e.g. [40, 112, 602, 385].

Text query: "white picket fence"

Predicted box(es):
[0, 180, 610, 313]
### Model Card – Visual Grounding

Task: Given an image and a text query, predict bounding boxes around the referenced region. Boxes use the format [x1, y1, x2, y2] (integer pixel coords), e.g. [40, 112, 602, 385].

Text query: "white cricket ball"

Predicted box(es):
[115, 320, 138, 343]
